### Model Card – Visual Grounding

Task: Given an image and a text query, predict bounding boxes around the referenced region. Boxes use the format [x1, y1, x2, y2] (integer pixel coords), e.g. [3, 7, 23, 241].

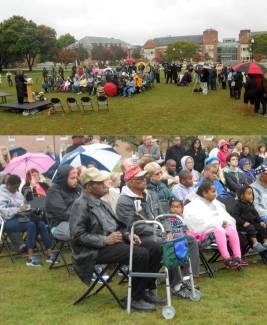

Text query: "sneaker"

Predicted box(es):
[131, 299, 156, 312]
[253, 242, 266, 253]
[173, 283, 192, 300]
[183, 278, 200, 291]
[46, 254, 59, 264]
[224, 258, 240, 269]
[233, 257, 249, 267]
[26, 257, 42, 266]
[91, 273, 110, 283]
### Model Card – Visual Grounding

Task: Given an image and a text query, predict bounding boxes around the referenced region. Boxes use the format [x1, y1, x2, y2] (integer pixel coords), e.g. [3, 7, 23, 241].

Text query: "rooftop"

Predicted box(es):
[68, 36, 130, 49]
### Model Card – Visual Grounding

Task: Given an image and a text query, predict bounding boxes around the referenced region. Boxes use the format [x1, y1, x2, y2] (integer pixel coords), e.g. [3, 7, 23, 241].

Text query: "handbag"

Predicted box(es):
[162, 237, 189, 269]
[14, 210, 32, 223]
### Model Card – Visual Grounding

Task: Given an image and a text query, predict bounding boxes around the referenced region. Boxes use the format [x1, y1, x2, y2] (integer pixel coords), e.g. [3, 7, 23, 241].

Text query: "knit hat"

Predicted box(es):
[255, 164, 267, 175]
[144, 162, 162, 176]
[205, 157, 220, 166]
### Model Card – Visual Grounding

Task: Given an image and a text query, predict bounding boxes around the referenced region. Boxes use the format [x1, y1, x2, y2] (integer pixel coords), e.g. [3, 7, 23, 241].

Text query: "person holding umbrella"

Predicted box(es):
[0, 175, 57, 266]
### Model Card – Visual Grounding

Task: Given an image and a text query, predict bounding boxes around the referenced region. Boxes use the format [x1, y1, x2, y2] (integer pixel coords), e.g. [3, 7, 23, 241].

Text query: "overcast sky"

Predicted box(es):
[1, 0, 267, 45]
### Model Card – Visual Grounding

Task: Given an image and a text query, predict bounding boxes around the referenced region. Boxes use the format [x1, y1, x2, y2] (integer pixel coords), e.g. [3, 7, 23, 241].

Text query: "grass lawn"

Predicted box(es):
[1, 254, 267, 325]
[0, 71, 266, 135]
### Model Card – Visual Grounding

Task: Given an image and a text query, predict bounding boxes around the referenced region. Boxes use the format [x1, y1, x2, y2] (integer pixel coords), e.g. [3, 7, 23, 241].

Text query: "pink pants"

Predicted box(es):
[212, 226, 241, 259]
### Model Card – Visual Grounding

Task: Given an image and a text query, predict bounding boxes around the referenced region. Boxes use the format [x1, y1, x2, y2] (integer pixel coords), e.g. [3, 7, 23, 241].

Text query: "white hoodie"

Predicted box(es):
[183, 195, 236, 233]
[0, 184, 24, 221]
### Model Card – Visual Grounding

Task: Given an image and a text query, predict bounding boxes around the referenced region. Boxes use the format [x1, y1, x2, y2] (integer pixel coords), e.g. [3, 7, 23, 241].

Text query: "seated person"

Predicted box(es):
[144, 162, 175, 213]
[0, 175, 56, 265]
[223, 153, 249, 194]
[45, 165, 81, 241]
[183, 181, 246, 269]
[70, 167, 163, 312]
[134, 73, 143, 93]
[251, 164, 267, 224]
[181, 156, 200, 184]
[233, 186, 267, 253]
[239, 158, 256, 184]
[80, 76, 88, 93]
[162, 159, 179, 187]
[123, 77, 136, 97]
[172, 170, 194, 204]
[116, 165, 200, 299]
[22, 168, 49, 200]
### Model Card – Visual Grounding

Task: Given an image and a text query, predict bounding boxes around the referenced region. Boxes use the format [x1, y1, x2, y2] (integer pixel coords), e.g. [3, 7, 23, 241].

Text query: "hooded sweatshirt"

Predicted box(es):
[251, 177, 267, 217]
[180, 156, 199, 183]
[116, 185, 165, 236]
[45, 165, 81, 227]
[0, 184, 24, 221]
[239, 158, 256, 184]
[217, 140, 230, 168]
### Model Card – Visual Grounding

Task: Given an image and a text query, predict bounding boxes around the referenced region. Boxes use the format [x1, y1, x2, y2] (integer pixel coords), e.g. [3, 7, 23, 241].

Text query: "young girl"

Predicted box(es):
[180, 156, 200, 184]
[183, 181, 246, 268]
[233, 186, 267, 253]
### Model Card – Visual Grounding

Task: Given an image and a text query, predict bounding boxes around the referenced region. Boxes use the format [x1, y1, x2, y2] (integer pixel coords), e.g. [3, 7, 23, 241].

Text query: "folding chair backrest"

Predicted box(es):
[81, 96, 93, 112]
[51, 97, 65, 113]
[0, 216, 4, 242]
[67, 97, 80, 112]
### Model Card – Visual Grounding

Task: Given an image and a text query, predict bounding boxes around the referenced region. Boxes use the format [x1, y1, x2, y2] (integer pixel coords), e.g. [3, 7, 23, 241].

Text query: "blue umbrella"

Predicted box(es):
[9, 147, 27, 158]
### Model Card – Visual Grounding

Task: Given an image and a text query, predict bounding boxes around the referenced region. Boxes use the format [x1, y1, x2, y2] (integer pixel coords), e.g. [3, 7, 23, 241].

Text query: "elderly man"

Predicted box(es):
[251, 164, 267, 223]
[69, 167, 163, 312]
[137, 136, 161, 161]
[116, 165, 200, 299]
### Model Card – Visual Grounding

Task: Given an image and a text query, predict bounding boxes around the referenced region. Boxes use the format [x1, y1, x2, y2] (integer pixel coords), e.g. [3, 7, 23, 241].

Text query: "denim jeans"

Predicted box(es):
[4, 219, 52, 249]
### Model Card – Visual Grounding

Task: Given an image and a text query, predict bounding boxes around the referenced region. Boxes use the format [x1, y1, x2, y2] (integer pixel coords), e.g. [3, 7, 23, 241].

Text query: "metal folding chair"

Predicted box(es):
[74, 264, 125, 308]
[80, 96, 94, 113]
[49, 239, 73, 274]
[66, 97, 81, 112]
[50, 98, 65, 113]
[97, 95, 109, 112]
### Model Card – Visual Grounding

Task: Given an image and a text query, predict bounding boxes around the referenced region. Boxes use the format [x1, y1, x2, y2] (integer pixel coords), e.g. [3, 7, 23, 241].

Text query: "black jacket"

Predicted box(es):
[233, 200, 262, 228]
[224, 170, 249, 194]
[186, 148, 206, 173]
[165, 145, 186, 172]
[69, 191, 127, 285]
[45, 165, 81, 227]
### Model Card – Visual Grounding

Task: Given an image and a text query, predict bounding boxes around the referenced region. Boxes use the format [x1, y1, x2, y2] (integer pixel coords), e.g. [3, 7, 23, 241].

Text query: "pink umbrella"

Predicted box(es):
[4, 153, 55, 178]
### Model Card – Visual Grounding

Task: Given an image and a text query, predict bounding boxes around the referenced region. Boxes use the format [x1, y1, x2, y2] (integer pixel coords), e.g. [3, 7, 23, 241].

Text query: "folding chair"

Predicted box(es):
[50, 98, 65, 113]
[0, 231, 17, 263]
[66, 97, 81, 112]
[80, 96, 94, 113]
[49, 238, 73, 274]
[74, 264, 125, 308]
[97, 95, 109, 112]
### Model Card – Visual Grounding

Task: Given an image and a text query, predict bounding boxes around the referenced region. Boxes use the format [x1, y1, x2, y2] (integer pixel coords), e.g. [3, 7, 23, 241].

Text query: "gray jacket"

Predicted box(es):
[0, 185, 24, 221]
[251, 178, 267, 217]
[116, 186, 168, 236]
[137, 143, 161, 160]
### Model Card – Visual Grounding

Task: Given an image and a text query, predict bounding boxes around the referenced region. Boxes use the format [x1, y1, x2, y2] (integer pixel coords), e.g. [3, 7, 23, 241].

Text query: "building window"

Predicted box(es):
[35, 136, 45, 141]
[8, 136, 16, 142]
[60, 136, 69, 141]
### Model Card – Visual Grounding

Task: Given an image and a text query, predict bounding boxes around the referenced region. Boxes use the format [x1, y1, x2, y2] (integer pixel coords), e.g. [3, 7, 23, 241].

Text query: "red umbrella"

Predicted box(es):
[104, 82, 117, 97]
[232, 62, 267, 75]
[126, 58, 136, 64]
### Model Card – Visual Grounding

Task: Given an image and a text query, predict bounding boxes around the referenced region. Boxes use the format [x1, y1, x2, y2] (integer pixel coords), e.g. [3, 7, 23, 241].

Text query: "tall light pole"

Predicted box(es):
[251, 38, 255, 62]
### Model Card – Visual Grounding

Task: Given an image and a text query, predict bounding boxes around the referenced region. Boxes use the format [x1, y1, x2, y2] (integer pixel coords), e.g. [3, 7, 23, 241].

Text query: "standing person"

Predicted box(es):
[210, 67, 217, 90]
[243, 74, 257, 114]
[153, 64, 160, 83]
[166, 64, 173, 84]
[254, 145, 267, 169]
[217, 140, 231, 168]
[42, 68, 48, 82]
[254, 75, 265, 115]
[15, 69, 27, 104]
[200, 67, 209, 95]
[6, 71, 13, 87]
[233, 71, 243, 100]
[172, 64, 178, 84]
[227, 69, 234, 98]
[186, 138, 206, 173]
[165, 137, 186, 172]
[137, 136, 160, 161]
[65, 136, 84, 154]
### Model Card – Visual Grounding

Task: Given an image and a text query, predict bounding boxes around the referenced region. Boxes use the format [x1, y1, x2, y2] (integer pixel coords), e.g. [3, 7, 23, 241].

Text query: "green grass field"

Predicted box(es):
[0, 71, 266, 135]
[1, 255, 267, 325]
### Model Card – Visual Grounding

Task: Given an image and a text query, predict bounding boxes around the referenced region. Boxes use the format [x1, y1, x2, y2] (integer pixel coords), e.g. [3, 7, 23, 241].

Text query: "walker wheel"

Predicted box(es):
[190, 290, 202, 302]
[162, 305, 176, 320]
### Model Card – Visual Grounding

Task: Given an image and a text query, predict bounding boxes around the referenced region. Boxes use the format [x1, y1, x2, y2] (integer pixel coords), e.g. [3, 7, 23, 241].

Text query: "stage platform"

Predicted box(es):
[0, 101, 52, 114]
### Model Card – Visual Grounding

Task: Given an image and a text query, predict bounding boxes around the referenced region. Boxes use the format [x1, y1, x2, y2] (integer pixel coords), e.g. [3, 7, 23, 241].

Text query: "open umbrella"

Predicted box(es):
[104, 82, 117, 97]
[232, 62, 267, 75]
[59, 144, 121, 172]
[4, 153, 56, 178]
[126, 58, 136, 64]
[9, 147, 27, 158]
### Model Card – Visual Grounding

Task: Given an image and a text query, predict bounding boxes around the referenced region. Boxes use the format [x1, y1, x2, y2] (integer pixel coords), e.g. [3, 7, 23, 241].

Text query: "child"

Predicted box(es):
[184, 181, 247, 268]
[172, 170, 194, 203]
[233, 186, 267, 253]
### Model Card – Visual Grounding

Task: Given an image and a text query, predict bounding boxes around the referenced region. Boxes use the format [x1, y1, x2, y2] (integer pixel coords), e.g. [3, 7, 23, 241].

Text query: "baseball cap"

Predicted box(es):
[124, 165, 148, 182]
[80, 167, 110, 186]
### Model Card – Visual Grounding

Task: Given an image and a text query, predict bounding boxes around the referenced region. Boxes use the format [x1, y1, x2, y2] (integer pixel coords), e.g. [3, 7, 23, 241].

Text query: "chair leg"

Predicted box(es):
[199, 251, 214, 278]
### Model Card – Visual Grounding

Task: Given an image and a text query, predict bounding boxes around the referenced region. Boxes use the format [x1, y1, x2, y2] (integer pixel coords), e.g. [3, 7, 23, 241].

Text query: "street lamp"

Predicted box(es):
[251, 38, 255, 62]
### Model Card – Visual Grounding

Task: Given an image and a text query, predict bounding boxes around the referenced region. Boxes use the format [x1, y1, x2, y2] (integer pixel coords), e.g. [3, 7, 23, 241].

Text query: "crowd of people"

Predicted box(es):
[39, 63, 159, 98]
[1, 136, 267, 312]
